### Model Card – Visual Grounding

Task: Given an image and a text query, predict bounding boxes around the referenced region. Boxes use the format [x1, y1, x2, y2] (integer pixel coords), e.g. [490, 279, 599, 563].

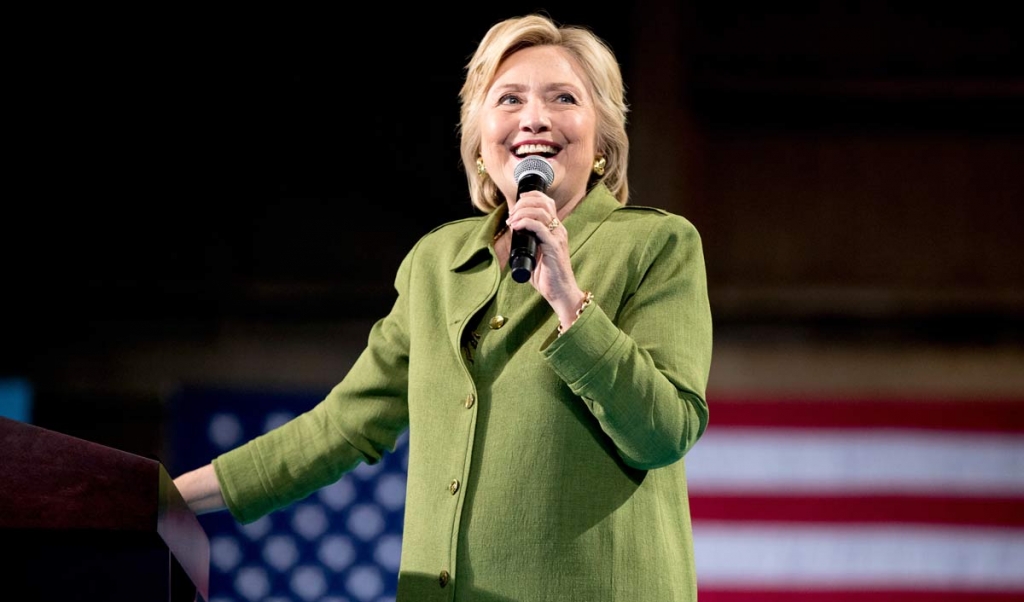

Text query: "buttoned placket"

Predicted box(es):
[441, 249, 504, 599]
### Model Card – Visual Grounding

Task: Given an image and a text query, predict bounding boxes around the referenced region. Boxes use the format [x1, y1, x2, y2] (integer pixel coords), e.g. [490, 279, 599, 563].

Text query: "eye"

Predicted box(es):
[498, 93, 522, 105]
[556, 92, 578, 104]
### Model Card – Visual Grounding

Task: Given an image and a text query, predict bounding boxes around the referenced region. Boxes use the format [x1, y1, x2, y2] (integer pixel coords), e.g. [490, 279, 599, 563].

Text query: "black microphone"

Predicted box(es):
[509, 156, 555, 283]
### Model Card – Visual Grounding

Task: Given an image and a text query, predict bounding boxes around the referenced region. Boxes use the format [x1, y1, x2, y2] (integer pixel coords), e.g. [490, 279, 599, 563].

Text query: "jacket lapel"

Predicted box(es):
[445, 208, 505, 360]
[562, 184, 621, 259]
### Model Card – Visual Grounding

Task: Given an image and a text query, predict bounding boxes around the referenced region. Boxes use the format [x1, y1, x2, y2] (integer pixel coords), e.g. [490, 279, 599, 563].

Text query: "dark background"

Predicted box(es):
[3, 2, 1022, 462]
[5, 4, 649, 339]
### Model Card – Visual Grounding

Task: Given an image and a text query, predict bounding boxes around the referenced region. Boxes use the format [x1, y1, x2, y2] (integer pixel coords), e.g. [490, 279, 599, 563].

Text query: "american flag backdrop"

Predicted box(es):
[686, 397, 1024, 601]
[169, 386, 409, 602]
[170, 387, 1024, 601]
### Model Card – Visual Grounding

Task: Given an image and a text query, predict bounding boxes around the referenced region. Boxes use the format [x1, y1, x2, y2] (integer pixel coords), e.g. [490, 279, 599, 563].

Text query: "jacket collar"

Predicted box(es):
[449, 184, 622, 272]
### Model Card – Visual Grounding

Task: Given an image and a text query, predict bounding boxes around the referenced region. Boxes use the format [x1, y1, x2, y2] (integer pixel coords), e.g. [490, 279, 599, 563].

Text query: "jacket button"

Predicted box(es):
[464, 394, 475, 409]
[449, 479, 460, 495]
[439, 570, 450, 588]
[489, 315, 506, 329]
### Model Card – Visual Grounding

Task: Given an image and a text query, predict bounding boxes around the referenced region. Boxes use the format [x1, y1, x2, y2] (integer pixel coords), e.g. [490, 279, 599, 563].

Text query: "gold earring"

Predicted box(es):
[593, 156, 606, 176]
[476, 156, 487, 176]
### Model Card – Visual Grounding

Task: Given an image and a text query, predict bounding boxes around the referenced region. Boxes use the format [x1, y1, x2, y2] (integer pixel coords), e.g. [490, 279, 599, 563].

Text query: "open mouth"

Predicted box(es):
[513, 143, 560, 159]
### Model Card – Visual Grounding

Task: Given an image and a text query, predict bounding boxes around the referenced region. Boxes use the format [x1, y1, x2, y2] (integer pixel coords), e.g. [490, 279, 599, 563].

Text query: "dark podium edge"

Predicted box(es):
[0, 415, 210, 602]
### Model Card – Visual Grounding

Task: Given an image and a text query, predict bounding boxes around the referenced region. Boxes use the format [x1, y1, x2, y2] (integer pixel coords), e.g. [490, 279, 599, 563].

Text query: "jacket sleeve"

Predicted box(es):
[542, 215, 712, 470]
[212, 245, 416, 524]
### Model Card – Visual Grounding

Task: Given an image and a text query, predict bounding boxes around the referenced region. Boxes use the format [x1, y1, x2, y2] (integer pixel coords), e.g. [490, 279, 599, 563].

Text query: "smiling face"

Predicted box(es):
[478, 45, 599, 213]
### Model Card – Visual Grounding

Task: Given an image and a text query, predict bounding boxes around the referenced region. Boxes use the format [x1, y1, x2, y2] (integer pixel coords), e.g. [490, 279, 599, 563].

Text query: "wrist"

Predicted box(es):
[557, 290, 594, 337]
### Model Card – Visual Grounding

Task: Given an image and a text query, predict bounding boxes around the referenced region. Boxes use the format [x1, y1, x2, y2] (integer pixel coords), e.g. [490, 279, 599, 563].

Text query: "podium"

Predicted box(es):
[0, 416, 210, 602]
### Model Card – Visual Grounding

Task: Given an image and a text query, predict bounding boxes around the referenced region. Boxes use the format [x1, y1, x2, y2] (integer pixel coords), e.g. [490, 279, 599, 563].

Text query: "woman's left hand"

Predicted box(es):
[507, 190, 588, 330]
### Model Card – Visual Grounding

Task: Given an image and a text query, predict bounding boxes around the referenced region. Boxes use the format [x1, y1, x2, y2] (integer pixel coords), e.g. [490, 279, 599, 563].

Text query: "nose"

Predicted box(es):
[519, 98, 551, 133]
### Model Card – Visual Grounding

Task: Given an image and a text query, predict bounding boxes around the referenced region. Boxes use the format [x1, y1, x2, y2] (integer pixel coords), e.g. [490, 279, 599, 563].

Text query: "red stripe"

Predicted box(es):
[705, 398, 1024, 432]
[689, 494, 1024, 527]
[698, 590, 1024, 602]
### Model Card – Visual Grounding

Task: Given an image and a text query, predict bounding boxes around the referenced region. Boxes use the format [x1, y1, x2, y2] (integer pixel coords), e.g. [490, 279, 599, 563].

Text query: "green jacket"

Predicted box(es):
[213, 184, 713, 601]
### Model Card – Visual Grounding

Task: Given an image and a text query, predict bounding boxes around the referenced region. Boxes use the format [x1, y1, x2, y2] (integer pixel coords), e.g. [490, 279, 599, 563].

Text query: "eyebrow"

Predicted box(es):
[489, 82, 584, 95]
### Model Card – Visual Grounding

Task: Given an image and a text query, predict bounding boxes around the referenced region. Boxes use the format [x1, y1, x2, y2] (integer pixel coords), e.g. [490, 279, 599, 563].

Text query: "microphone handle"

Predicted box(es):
[509, 173, 548, 284]
[509, 230, 537, 283]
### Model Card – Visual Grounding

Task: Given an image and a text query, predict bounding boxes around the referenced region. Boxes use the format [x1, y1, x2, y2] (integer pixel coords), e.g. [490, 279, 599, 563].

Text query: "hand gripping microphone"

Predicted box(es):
[509, 156, 556, 283]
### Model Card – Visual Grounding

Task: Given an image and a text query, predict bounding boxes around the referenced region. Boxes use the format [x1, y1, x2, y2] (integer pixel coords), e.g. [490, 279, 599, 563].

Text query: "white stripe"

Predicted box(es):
[685, 429, 1024, 495]
[694, 522, 1024, 589]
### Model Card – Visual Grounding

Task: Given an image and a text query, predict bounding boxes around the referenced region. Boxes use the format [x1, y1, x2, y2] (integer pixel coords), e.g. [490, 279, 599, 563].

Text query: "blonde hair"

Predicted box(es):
[459, 14, 630, 213]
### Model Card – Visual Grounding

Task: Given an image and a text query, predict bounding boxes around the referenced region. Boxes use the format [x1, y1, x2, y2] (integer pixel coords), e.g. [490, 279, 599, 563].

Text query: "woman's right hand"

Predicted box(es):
[507, 190, 586, 330]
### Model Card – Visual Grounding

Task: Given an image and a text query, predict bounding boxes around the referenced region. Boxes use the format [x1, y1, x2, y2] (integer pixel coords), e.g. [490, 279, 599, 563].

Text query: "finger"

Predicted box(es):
[508, 198, 557, 225]
[509, 191, 556, 215]
[509, 216, 563, 248]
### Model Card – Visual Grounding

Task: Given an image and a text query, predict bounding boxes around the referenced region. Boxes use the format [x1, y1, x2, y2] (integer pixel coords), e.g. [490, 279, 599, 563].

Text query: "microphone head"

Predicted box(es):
[513, 156, 555, 187]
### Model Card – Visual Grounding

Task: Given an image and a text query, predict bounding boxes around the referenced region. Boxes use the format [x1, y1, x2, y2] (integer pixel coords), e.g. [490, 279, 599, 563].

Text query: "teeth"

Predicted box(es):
[515, 144, 558, 156]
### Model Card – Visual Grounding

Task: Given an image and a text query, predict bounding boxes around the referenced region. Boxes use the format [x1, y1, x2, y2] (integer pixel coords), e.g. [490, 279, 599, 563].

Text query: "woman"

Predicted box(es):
[175, 13, 712, 601]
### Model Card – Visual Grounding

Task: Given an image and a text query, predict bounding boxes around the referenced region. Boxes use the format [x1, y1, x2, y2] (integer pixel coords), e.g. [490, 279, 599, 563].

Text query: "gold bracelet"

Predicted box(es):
[558, 290, 594, 336]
